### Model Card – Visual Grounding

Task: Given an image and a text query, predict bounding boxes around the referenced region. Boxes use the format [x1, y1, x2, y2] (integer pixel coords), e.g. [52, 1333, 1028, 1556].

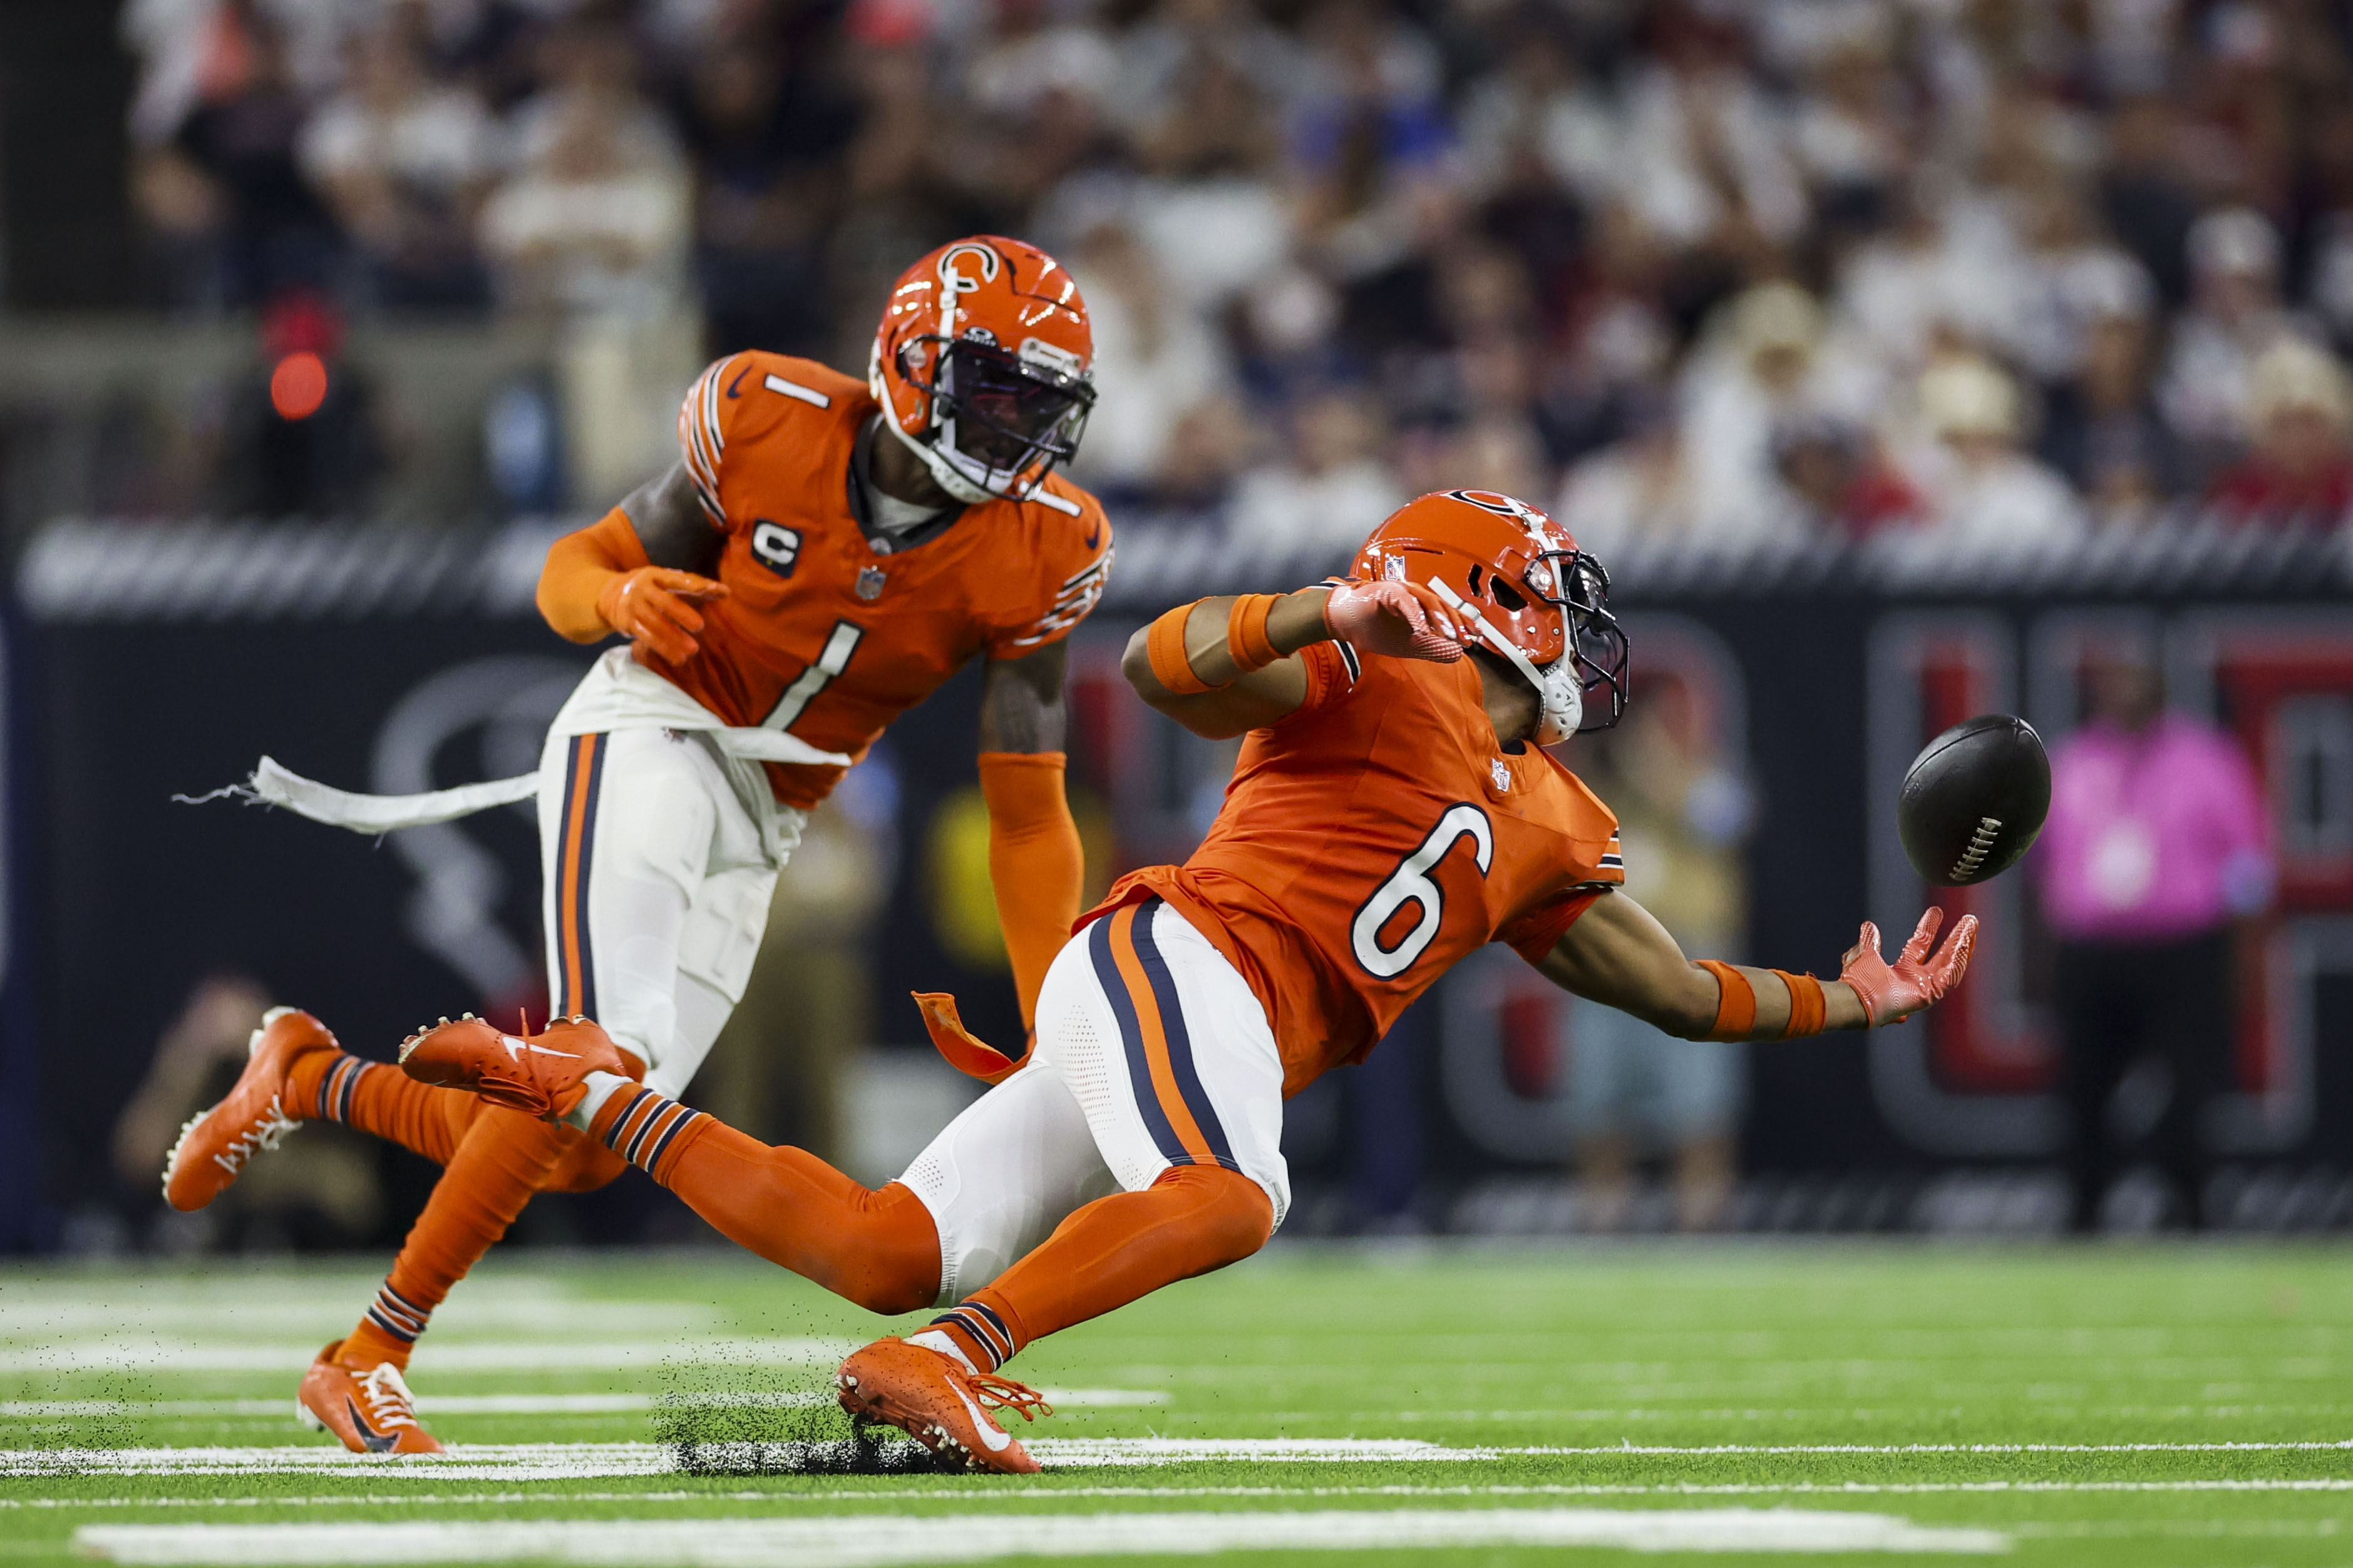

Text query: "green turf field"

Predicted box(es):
[1, 1242, 2347, 1565]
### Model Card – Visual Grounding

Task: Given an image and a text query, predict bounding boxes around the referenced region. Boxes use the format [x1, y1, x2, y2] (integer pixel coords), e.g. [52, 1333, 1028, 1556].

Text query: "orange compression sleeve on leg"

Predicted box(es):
[1695, 960, 1755, 1043]
[592, 1089, 940, 1314]
[977, 751, 1084, 1030]
[933, 1165, 1273, 1370]
[535, 508, 651, 643]
[289, 1050, 483, 1166]
[339, 1107, 575, 1370]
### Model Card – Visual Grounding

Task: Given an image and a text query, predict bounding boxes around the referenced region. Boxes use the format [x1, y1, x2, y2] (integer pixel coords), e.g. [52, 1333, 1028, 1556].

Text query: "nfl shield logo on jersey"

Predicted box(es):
[1490, 758, 1510, 791]
[855, 566, 887, 601]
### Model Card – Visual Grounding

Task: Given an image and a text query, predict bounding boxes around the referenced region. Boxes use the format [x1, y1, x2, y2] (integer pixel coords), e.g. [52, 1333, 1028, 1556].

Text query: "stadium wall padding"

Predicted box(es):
[19, 521, 2353, 1235]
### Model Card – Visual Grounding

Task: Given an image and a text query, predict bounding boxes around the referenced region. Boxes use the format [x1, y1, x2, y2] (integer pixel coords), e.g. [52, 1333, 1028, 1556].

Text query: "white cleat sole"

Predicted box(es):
[158, 1117, 201, 1202]
[250, 1005, 304, 1057]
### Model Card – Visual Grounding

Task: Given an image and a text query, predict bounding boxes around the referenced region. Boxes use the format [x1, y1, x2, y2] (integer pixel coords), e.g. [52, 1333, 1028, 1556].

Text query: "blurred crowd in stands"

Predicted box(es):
[116, 0, 2353, 542]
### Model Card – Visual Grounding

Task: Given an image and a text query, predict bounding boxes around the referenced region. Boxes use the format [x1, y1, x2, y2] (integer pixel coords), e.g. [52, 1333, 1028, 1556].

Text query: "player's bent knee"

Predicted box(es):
[820, 1182, 942, 1316]
[1154, 1164, 1276, 1271]
[543, 1138, 627, 1194]
[841, 1269, 937, 1317]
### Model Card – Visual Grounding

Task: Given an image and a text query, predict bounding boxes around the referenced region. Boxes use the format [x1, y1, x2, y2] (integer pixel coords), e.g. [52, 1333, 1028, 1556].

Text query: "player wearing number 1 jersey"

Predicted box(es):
[161, 236, 1111, 1453]
[398, 488, 1977, 1473]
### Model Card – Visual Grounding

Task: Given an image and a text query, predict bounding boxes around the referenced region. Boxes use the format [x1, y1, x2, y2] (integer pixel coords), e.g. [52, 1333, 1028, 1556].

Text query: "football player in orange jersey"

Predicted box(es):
[160, 237, 1114, 1452]
[398, 488, 1977, 1473]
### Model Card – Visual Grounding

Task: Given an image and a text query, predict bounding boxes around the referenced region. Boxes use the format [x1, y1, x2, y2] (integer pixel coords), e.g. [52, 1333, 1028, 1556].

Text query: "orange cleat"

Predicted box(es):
[397, 1013, 637, 1120]
[296, 1340, 443, 1455]
[162, 1006, 341, 1212]
[835, 1336, 1051, 1475]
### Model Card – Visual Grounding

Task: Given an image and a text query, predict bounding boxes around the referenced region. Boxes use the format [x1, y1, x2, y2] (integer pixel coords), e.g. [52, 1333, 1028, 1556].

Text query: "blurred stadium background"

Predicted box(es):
[1, 0, 2351, 1261]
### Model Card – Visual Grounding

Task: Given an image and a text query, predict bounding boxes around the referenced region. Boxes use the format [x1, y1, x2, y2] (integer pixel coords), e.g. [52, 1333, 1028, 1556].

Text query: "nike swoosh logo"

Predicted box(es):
[951, 1384, 1012, 1452]
[500, 1035, 583, 1062]
[1084, 524, 1102, 550]
[726, 369, 748, 398]
[345, 1397, 399, 1453]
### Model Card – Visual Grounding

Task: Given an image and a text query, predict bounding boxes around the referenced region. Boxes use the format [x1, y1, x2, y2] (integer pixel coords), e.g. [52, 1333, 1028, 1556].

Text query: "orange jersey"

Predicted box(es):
[1090, 643, 1624, 1095]
[652, 351, 1112, 808]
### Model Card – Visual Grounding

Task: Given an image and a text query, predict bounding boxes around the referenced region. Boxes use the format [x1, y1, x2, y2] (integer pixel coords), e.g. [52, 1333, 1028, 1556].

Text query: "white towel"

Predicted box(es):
[186, 725, 853, 836]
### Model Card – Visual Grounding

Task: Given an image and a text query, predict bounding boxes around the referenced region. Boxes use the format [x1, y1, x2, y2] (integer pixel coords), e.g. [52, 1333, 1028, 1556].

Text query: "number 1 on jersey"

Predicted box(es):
[1351, 802, 1493, 978]
[763, 620, 864, 735]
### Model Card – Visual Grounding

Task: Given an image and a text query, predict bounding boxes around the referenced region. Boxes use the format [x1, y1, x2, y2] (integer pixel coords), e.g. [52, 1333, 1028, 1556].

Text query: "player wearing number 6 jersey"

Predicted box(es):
[162, 236, 1111, 1453]
[397, 488, 1976, 1474]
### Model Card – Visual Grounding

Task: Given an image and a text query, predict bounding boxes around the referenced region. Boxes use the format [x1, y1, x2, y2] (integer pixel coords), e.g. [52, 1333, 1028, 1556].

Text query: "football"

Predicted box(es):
[1897, 714, 2052, 886]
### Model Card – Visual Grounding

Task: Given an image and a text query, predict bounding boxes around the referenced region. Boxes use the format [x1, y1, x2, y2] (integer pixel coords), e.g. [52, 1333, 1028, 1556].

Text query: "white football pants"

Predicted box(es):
[537, 725, 802, 1097]
[898, 898, 1290, 1305]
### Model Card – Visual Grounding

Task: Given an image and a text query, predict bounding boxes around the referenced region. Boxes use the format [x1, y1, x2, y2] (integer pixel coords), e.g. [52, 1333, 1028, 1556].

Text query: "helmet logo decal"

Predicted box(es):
[1446, 488, 1568, 551]
[1448, 488, 1541, 521]
[935, 242, 1002, 336]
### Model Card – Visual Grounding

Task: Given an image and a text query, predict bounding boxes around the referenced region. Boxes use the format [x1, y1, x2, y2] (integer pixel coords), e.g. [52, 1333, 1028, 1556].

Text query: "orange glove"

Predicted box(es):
[1840, 908, 1978, 1026]
[595, 568, 728, 665]
[1323, 580, 1466, 662]
[539, 510, 647, 643]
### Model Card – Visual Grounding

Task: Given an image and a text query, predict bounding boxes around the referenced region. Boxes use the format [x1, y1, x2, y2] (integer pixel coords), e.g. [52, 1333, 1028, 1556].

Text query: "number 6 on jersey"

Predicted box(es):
[1351, 804, 1495, 978]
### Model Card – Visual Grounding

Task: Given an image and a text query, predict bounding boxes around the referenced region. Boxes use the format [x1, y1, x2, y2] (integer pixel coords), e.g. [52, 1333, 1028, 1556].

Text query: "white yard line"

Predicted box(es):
[11, 1478, 2353, 1512]
[1533, 1439, 2353, 1456]
[1, 1440, 1505, 1479]
[10, 1436, 2353, 1479]
[0, 1398, 653, 1419]
[0, 1390, 1160, 1420]
[0, 1339, 853, 1375]
[74, 1509, 2008, 1562]
[0, 1445, 672, 1480]
[0, 1304, 708, 1338]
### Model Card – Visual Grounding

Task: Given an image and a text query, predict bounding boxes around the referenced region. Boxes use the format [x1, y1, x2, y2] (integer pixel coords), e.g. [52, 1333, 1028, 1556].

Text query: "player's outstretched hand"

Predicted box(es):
[1324, 580, 1467, 663]
[1839, 907, 1977, 1027]
[597, 567, 729, 664]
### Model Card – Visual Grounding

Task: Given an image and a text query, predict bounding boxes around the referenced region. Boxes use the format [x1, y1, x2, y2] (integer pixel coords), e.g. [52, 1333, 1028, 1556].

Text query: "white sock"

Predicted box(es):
[565, 1070, 632, 1131]
[907, 1328, 976, 1373]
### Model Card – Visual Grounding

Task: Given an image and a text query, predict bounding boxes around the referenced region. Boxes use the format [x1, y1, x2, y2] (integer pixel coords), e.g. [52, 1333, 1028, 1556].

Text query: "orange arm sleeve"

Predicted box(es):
[977, 751, 1084, 1028]
[536, 509, 651, 643]
[1695, 960, 1756, 1042]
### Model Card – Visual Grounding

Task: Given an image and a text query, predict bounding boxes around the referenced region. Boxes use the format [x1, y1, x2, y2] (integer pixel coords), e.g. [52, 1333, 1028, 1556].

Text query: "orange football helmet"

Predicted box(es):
[868, 235, 1096, 504]
[1351, 489, 1628, 741]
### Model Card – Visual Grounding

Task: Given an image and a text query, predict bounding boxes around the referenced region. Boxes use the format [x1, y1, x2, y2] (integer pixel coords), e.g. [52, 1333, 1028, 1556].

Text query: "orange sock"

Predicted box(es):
[588, 1084, 939, 1314]
[288, 1050, 483, 1166]
[926, 1165, 1272, 1371]
[338, 1107, 576, 1370]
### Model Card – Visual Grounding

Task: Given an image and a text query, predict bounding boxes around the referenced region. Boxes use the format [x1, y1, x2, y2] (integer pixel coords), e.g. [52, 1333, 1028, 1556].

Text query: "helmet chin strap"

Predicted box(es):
[1428, 578, 1583, 744]
[880, 412, 1001, 505]
[1532, 661, 1583, 745]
